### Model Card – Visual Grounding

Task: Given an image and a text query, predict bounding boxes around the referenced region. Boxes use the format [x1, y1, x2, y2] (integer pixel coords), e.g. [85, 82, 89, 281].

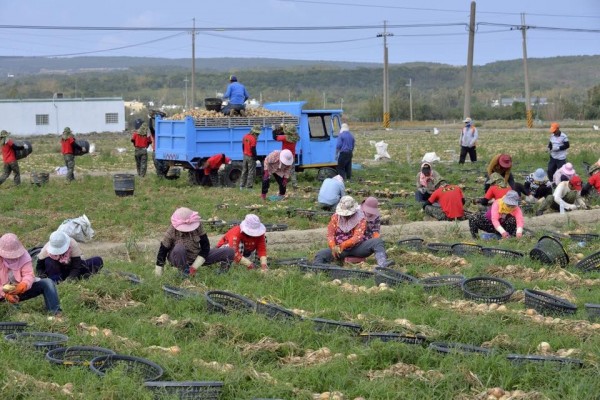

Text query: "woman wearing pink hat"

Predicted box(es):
[361, 197, 381, 239]
[216, 214, 268, 271]
[552, 162, 576, 187]
[0, 233, 62, 316]
[154, 207, 235, 277]
[261, 149, 294, 201]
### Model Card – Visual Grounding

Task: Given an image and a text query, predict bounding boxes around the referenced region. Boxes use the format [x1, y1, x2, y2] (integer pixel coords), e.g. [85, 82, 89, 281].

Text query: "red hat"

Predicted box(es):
[498, 154, 512, 169]
[569, 175, 582, 191]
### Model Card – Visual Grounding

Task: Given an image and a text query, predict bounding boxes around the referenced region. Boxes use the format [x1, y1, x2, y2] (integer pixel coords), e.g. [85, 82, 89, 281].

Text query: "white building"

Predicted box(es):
[0, 97, 125, 136]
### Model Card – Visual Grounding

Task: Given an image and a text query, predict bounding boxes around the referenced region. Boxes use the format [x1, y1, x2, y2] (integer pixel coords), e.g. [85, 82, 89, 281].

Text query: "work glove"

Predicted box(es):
[247, 263, 256, 270]
[259, 256, 268, 272]
[501, 231, 510, 239]
[239, 257, 254, 269]
[516, 232, 523, 238]
[10, 282, 28, 295]
[189, 256, 206, 277]
[154, 265, 163, 277]
[4, 294, 19, 304]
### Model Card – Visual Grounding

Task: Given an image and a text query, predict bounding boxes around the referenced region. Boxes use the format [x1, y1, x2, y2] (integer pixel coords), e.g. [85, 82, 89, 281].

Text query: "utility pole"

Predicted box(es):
[406, 78, 413, 121]
[323, 92, 326, 108]
[463, 1, 476, 119]
[191, 18, 196, 109]
[377, 21, 393, 128]
[520, 13, 533, 128]
[184, 77, 189, 110]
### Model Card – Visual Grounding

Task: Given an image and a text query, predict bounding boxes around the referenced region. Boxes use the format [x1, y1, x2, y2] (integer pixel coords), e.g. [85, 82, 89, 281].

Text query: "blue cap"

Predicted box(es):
[229, 75, 237, 82]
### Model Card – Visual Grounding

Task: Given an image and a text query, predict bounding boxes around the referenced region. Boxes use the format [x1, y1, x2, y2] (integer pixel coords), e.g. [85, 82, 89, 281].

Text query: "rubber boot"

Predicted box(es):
[375, 252, 395, 269]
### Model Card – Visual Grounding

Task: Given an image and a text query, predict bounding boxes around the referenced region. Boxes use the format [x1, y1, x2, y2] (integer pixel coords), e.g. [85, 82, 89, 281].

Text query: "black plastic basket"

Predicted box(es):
[298, 263, 337, 276]
[451, 243, 482, 256]
[90, 354, 164, 381]
[273, 257, 307, 267]
[461, 276, 514, 304]
[374, 267, 419, 286]
[264, 223, 288, 232]
[506, 354, 583, 368]
[420, 275, 465, 292]
[529, 236, 569, 267]
[112, 270, 143, 285]
[163, 285, 203, 300]
[328, 267, 374, 281]
[4, 332, 68, 351]
[256, 301, 302, 321]
[397, 237, 425, 251]
[0, 322, 28, 335]
[429, 342, 492, 356]
[360, 332, 427, 345]
[481, 247, 525, 259]
[575, 251, 600, 273]
[46, 346, 116, 367]
[426, 243, 453, 255]
[584, 303, 600, 322]
[294, 209, 317, 219]
[311, 318, 363, 334]
[204, 290, 256, 314]
[523, 289, 577, 316]
[144, 380, 224, 400]
[569, 233, 600, 242]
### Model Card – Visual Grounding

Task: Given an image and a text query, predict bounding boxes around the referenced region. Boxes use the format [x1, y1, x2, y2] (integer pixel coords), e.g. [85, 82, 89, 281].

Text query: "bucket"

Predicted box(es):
[113, 174, 135, 197]
[30, 172, 49, 186]
[204, 98, 223, 112]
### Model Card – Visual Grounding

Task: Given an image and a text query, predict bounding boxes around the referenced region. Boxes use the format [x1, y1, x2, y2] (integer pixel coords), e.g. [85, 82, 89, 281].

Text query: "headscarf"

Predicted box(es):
[419, 163, 433, 187]
[337, 210, 365, 233]
[2, 252, 32, 271]
[496, 198, 516, 215]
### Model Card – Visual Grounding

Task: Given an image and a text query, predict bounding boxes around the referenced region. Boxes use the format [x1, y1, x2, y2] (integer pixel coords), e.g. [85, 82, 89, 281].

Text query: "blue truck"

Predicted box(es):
[153, 101, 344, 185]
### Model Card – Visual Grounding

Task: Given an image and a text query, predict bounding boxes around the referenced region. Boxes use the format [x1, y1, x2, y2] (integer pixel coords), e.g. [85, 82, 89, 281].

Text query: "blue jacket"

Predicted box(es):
[336, 131, 355, 153]
[318, 178, 345, 206]
[224, 82, 249, 105]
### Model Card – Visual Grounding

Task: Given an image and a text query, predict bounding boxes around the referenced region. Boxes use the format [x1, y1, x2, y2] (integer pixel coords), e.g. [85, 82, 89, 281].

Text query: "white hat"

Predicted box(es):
[340, 123, 350, 132]
[279, 149, 294, 166]
[240, 214, 266, 237]
[47, 231, 70, 256]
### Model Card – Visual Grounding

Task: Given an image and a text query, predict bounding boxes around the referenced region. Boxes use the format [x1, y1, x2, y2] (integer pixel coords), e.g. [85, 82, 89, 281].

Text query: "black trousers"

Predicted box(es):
[337, 151, 353, 180]
[459, 146, 477, 164]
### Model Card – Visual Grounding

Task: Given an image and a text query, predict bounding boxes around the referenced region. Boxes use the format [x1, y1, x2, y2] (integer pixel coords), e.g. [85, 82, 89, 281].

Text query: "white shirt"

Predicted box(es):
[549, 132, 569, 160]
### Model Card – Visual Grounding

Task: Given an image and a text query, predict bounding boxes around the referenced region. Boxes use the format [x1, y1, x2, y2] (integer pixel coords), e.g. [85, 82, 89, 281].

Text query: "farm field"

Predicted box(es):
[1, 121, 600, 399]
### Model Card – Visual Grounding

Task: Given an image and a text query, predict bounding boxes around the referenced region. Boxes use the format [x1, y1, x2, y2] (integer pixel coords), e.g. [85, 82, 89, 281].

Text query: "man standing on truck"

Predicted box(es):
[274, 124, 299, 188]
[240, 125, 261, 189]
[336, 123, 355, 181]
[221, 75, 249, 117]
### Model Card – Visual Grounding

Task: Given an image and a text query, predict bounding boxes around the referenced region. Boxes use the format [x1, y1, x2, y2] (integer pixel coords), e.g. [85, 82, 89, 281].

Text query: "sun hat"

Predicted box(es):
[229, 75, 237, 82]
[549, 122, 560, 133]
[533, 168, 547, 182]
[486, 172, 504, 185]
[170, 207, 201, 232]
[361, 197, 380, 217]
[0, 130, 9, 138]
[336, 195, 360, 217]
[250, 125, 261, 135]
[47, 231, 70, 256]
[340, 123, 350, 132]
[0, 233, 27, 259]
[561, 162, 575, 176]
[498, 154, 512, 169]
[502, 190, 520, 206]
[279, 149, 294, 166]
[463, 117, 472, 124]
[63, 127, 72, 135]
[434, 178, 448, 189]
[240, 214, 266, 237]
[569, 175, 582, 191]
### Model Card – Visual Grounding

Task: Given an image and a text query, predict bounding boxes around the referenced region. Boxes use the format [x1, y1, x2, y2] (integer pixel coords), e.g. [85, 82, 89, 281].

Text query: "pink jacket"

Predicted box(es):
[489, 201, 524, 235]
[0, 254, 34, 300]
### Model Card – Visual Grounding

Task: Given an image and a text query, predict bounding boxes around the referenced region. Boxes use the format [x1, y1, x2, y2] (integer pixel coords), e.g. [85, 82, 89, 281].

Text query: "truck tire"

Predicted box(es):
[317, 167, 337, 182]
[224, 162, 243, 187]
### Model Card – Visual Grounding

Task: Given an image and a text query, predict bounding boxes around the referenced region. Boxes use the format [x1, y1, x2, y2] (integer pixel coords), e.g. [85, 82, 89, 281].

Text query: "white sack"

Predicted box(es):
[57, 214, 95, 243]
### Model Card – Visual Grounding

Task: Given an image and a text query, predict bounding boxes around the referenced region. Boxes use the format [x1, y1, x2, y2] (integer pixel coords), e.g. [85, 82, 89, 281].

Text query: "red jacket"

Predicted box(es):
[1, 140, 17, 164]
[204, 154, 231, 175]
[61, 137, 75, 155]
[216, 225, 267, 262]
[131, 132, 152, 148]
[275, 135, 297, 156]
[242, 134, 257, 157]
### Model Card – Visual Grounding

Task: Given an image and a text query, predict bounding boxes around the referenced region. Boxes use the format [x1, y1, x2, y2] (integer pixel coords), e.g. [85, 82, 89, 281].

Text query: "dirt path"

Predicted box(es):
[79, 209, 600, 260]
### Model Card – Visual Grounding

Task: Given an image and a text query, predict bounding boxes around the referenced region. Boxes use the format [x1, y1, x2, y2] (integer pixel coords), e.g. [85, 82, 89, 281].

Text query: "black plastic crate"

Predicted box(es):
[256, 301, 302, 321]
[374, 267, 419, 286]
[144, 381, 224, 400]
[4, 331, 68, 351]
[420, 275, 465, 292]
[311, 318, 363, 334]
[360, 332, 427, 345]
[90, 354, 164, 381]
[529, 236, 569, 267]
[429, 342, 492, 356]
[397, 237, 425, 251]
[204, 290, 256, 314]
[451, 243, 482, 256]
[0, 322, 28, 335]
[575, 251, 600, 273]
[523, 289, 577, 316]
[481, 247, 525, 259]
[46, 346, 116, 367]
[426, 243, 453, 255]
[461, 276, 514, 304]
[506, 354, 583, 369]
[328, 267, 374, 281]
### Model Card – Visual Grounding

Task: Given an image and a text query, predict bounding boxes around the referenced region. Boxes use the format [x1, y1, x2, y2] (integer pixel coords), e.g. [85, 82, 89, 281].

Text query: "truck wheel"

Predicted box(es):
[224, 162, 243, 187]
[317, 167, 337, 182]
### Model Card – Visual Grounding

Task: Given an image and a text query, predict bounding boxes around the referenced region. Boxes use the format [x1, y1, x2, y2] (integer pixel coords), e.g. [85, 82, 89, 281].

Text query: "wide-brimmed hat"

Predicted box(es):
[463, 117, 472, 124]
[533, 168, 547, 182]
[63, 127, 72, 135]
[486, 172, 504, 185]
[498, 154, 512, 169]
[279, 149, 294, 166]
[240, 214, 266, 237]
[0, 233, 27, 259]
[361, 197, 380, 217]
[0, 130, 10, 138]
[170, 207, 201, 232]
[47, 231, 70, 256]
[549, 122, 560, 133]
[569, 175, 582, 191]
[503, 190, 520, 206]
[336, 195, 360, 217]
[561, 162, 575, 176]
[250, 125, 261, 135]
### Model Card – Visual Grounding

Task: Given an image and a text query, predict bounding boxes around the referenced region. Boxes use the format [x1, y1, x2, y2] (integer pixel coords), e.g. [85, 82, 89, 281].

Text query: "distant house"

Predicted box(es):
[495, 97, 548, 107]
[0, 97, 125, 136]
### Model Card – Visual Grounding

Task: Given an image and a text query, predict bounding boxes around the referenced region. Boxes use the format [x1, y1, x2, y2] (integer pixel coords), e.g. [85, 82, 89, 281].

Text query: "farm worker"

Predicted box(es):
[148, 109, 169, 178]
[336, 123, 355, 180]
[201, 153, 231, 187]
[523, 168, 553, 201]
[131, 122, 152, 177]
[274, 124, 300, 188]
[221, 75, 249, 116]
[547, 122, 569, 182]
[261, 149, 294, 201]
[0, 130, 26, 186]
[240, 125, 261, 189]
[552, 162, 576, 187]
[154, 207, 235, 277]
[36, 231, 103, 283]
[216, 214, 268, 271]
[60, 127, 81, 182]
[476, 173, 511, 206]
[536, 176, 587, 216]
[423, 179, 465, 221]
[458, 117, 478, 164]
[582, 164, 600, 197]
[415, 162, 441, 205]
[0, 233, 62, 316]
[361, 197, 381, 239]
[468, 190, 524, 240]
[318, 174, 345, 210]
[312, 196, 395, 269]
[484, 154, 514, 193]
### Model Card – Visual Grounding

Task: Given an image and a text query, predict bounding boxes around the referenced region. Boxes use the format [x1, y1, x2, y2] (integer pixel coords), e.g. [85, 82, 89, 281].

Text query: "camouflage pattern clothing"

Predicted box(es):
[240, 155, 256, 189]
[64, 154, 75, 182]
[0, 161, 20, 185]
[134, 148, 149, 177]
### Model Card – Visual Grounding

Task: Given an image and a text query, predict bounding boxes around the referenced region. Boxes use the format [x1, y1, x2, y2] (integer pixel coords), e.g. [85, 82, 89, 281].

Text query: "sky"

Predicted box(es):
[0, 0, 598, 66]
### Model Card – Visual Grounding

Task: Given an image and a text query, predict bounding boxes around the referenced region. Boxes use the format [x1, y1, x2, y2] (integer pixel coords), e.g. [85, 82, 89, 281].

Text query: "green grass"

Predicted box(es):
[1, 124, 600, 399]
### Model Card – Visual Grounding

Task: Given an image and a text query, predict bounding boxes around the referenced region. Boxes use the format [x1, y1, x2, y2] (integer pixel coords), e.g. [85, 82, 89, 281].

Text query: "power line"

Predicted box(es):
[200, 31, 375, 45]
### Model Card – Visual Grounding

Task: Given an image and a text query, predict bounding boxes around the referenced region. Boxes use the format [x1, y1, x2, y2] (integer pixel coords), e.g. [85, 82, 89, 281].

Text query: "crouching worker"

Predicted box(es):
[0, 233, 62, 316]
[261, 149, 294, 201]
[318, 175, 345, 210]
[423, 179, 465, 221]
[313, 196, 394, 269]
[469, 190, 524, 240]
[154, 207, 235, 277]
[536, 176, 587, 215]
[216, 214, 269, 271]
[36, 231, 103, 283]
[201, 153, 231, 187]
